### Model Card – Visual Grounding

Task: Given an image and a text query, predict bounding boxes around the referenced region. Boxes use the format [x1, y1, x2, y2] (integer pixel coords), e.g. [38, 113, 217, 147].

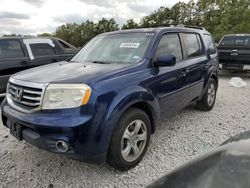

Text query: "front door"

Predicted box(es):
[150, 33, 190, 116]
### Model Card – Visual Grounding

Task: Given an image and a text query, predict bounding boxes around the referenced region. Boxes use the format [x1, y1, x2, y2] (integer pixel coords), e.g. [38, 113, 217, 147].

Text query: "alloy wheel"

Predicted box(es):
[207, 83, 216, 106]
[121, 120, 147, 162]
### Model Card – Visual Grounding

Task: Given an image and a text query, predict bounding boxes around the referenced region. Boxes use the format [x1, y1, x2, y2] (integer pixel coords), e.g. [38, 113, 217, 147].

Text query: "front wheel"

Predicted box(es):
[107, 108, 151, 171]
[196, 78, 217, 111]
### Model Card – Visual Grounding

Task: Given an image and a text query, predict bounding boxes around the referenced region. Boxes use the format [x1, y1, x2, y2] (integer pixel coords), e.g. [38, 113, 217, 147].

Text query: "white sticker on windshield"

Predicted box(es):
[120, 43, 140, 48]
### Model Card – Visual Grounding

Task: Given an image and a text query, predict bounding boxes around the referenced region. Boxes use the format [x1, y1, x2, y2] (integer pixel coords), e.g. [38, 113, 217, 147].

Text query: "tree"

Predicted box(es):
[37, 33, 52, 37]
[122, 19, 139, 29]
[95, 18, 119, 33]
[54, 18, 119, 47]
[53, 0, 250, 46]
[140, 7, 172, 27]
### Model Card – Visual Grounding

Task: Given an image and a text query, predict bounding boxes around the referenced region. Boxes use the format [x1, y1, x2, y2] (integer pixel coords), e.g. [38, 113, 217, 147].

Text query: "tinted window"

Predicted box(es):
[203, 34, 217, 54]
[244, 37, 250, 46]
[220, 36, 250, 46]
[183, 33, 203, 58]
[155, 34, 183, 61]
[220, 36, 235, 46]
[235, 37, 244, 46]
[30, 43, 55, 57]
[0, 40, 24, 59]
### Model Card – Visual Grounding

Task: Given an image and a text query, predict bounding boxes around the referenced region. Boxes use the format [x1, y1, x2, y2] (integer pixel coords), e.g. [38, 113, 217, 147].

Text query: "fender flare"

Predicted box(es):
[97, 86, 160, 154]
[201, 68, 218, 97]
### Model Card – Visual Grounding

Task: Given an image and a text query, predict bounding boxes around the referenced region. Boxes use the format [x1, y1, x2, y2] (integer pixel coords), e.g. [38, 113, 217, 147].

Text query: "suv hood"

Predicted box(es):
[12, 61, 130, 84]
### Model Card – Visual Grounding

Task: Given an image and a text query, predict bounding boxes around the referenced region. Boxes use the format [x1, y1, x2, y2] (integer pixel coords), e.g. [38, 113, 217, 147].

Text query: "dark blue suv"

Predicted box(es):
[1, 26, 219, 171]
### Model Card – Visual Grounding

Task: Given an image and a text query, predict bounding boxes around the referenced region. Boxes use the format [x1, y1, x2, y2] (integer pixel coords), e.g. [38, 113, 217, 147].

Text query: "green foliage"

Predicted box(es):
[37, 33, 52, 37]
[39, 0, 250, 46]
[137, 0, 250, 42]
[122, 19, 139, 30]
[53, 18, 119, 47]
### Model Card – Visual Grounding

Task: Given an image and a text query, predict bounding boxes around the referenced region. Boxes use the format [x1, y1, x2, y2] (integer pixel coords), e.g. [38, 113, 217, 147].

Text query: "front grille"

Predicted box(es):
[7, 78, 47, 112]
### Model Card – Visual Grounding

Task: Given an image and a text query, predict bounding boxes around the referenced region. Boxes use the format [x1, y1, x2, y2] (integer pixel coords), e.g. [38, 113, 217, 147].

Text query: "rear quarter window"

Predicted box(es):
[0, 40, 24, 59]
[203, 34, 217, 54]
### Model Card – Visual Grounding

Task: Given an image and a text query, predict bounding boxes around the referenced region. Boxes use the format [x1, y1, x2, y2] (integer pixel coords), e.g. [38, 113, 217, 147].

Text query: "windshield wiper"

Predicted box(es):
[70, 60, 80, 63]
[92, 61, 110, 64]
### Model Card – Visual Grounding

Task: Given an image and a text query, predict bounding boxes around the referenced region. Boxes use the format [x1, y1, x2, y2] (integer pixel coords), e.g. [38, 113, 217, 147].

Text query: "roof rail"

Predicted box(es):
[169, 24, 206, 30]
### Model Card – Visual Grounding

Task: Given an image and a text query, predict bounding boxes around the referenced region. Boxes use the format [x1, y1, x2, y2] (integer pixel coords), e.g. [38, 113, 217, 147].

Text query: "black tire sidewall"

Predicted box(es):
[107, 108, 151, 170]
[196, 78, 217, 111]
[203, 79, 217, 109]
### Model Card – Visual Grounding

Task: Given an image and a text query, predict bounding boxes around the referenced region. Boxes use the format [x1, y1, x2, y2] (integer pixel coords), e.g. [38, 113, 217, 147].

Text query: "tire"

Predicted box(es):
[107, 108, 151, 171]
[196, 78, 217, 111]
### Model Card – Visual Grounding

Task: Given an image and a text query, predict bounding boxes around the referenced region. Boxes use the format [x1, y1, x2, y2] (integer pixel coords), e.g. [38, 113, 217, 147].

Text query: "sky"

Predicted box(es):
[0, 0, 190, 36]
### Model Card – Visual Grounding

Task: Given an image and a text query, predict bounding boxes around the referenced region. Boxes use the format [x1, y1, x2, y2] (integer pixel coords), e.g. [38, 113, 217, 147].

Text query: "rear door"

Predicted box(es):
[181, 33, 207, 102]
[0, 39, 30, 93]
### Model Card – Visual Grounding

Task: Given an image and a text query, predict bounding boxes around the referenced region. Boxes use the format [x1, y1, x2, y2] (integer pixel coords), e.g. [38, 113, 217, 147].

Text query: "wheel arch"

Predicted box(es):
[97, 88, 160, 158]
[127, 102, 157, 133]
[210, 73, 218, 89]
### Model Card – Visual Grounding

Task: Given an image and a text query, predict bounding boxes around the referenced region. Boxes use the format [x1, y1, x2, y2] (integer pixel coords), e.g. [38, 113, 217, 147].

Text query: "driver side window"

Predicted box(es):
[155, 34, 183, 62]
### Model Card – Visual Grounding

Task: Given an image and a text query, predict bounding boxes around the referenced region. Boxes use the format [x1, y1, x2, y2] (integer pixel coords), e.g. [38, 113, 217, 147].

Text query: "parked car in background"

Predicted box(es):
[1, 26, 218, 171]
[0, 37, 77, 96]
[218, 34, 250, 70]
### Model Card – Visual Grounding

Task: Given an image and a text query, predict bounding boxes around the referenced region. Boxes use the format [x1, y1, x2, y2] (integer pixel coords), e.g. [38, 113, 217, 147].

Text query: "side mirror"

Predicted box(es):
[155, 54, 176, 67]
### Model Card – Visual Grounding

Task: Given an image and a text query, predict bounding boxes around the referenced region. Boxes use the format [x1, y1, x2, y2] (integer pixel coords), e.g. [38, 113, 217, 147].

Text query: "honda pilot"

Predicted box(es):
[1, 26, 219, 171]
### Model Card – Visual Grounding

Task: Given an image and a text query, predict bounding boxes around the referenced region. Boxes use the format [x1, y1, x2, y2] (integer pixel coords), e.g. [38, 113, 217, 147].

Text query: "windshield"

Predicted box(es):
[71, 32, 154, 64]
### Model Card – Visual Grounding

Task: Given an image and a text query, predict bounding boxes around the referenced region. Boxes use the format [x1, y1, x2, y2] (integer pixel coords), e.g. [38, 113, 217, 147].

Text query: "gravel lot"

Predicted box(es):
[0, 71, 250, 188]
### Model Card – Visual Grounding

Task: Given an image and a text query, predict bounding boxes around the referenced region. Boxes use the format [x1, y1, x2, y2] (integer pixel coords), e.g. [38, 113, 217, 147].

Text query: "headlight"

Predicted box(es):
[42, 84, 91, 110]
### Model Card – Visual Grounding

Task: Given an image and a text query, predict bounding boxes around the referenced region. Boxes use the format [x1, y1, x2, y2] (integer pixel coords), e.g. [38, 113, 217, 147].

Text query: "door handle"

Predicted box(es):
[181, 69, 190, 77]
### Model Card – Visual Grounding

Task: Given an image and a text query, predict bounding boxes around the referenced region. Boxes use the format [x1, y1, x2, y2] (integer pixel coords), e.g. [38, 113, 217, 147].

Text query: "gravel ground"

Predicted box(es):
[0, 71, 250, 188]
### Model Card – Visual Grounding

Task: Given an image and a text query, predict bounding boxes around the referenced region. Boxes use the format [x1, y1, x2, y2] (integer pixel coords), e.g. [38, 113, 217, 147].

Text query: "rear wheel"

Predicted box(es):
[107, 108, 151, 171]
[196, 78, 217, 111]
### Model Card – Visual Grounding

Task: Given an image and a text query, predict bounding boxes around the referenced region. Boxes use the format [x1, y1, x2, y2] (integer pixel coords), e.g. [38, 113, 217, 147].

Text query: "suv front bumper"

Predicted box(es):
[1, 99, 107, 163]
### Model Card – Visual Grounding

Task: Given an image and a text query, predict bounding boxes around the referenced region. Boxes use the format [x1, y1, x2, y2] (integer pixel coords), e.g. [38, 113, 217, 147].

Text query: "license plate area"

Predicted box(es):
[10, 122, 22, 141]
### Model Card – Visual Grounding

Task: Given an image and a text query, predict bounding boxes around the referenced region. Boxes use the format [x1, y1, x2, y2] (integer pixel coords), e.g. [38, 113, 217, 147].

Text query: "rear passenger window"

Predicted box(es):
[155, 34, 183, 61]
[0, 40, 24, 59]
[183, 33, 203, 58]
[30, 43, 55, 57]
[203, 34, 217, 54]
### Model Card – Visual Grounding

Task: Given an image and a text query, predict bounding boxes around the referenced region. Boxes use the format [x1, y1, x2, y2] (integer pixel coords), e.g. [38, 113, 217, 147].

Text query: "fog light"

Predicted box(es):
[55, 141, 69, 153]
